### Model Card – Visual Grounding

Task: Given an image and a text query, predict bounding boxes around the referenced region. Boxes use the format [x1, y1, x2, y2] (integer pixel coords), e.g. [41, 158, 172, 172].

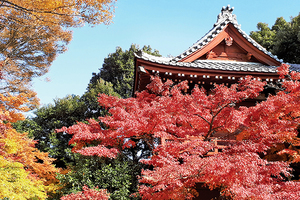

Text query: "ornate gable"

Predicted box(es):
[175, 5, 281, 66]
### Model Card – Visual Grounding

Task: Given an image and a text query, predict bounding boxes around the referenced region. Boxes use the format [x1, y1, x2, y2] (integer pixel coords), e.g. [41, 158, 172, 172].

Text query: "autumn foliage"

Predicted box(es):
[0, 0, 116, 108]
[59, 64, 300, 199]
[60, 185, 109, 200]
[0, 92, 60, 199]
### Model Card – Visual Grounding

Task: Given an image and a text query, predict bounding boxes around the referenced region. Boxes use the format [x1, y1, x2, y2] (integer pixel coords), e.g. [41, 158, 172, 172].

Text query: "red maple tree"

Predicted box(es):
[60, 185, 109, 200]
[58, 64, 300, 199]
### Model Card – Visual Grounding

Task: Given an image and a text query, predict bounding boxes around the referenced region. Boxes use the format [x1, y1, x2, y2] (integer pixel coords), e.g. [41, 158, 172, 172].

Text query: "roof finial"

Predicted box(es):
[222, 5, 234, 12]
[214, 5, 238, 27]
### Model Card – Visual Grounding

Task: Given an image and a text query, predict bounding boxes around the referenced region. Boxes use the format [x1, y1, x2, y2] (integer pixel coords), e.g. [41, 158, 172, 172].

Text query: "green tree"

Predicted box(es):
[90, 44, 161, 98]
[249, 22, 276, 51]
[14, 95, 87, 167]
[56, 155, 140, 200]
[250, 13, 300, 63]
[81, 78, 120, 119]
[273, 15, 300, 64]
[13, 78, 120, 167]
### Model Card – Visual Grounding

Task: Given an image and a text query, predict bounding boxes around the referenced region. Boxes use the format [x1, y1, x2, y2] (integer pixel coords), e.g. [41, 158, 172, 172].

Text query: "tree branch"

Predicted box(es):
[0, 0, 78, 17]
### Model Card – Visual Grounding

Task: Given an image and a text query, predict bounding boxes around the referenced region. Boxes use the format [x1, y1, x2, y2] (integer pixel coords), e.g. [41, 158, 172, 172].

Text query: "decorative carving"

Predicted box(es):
[225, 36, 233, 46]
[206, 51, 218, 59]
[214, 5, 238, 27]
[247, 53, 252, 61]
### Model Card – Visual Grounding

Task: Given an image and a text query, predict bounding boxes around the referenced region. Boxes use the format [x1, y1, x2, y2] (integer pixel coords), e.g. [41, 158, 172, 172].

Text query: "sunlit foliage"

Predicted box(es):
[0, 0, 116, 108]
[0, 92, 60, 199]
[59, 64, 300, 199]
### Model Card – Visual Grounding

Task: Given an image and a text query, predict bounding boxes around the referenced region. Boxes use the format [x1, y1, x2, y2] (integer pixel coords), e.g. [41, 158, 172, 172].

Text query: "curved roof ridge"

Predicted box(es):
[172, 25, 220, 62]
[172, 5, 282, 64]
[135, 50, 173, 63]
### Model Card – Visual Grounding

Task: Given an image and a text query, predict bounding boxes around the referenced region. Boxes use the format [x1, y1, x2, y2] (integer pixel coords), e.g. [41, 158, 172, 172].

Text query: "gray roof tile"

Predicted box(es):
[290, 64, 300, 72]
[135, 49, 278, 73]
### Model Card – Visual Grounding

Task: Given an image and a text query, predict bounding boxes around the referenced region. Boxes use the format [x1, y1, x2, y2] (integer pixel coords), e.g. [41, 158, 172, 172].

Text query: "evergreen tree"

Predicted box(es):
[90, 44, 161, 98]
[250, 13, 300, 64]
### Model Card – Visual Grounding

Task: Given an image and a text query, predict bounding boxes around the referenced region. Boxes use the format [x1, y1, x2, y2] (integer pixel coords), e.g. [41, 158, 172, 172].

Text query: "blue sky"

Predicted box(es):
[32, 0, 300, 106]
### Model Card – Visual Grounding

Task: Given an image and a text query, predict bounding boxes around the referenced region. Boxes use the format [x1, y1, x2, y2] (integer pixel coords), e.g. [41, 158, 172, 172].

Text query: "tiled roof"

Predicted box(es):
[172, 5, 283, 63]
[134, 5, 290, 74]
[135, 51, 278, 73]
[193, 60, 277, 73]
[290, 64, 300, 72]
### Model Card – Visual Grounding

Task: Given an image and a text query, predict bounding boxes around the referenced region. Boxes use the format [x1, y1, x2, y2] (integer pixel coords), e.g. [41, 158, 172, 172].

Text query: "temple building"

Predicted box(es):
[133, 6, 300, 199]
[133, 5, 299, 106]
